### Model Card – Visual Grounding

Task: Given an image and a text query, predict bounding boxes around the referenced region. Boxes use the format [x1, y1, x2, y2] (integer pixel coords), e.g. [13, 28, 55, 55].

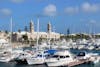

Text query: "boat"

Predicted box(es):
[15, 49, 57, 65]
[0, 51, 12, 62]
[45, 50, 74, 67]
[15, 19, 45, 65]
[26, 19, 47, 65]
[0, 18, 23, 63]
[93, 58, 100, 64]
[26, 50, 47, 65]
[88, 53, 100, 64]
[0, 38, 17, 62]
[14, 50, 32, 64]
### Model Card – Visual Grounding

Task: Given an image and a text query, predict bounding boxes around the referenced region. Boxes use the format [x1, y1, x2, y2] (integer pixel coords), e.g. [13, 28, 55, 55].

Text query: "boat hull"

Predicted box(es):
[15, 59, 27, 64]
[26, 58, 45, 65]
[46, 58, 73, 67]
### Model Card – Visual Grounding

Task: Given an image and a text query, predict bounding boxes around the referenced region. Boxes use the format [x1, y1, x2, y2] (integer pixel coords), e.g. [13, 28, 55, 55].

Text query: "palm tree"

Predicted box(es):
[22, 34, 28, 43]
[5, 30, 8, 34]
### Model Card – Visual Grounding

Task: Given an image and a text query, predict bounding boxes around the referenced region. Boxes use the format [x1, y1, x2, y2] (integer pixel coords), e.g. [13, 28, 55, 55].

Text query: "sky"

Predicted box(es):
[0, 0, 100, 34]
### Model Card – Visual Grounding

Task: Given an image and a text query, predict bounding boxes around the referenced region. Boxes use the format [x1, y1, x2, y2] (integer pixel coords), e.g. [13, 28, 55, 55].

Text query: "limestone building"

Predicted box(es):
[12, 20, 60, 42]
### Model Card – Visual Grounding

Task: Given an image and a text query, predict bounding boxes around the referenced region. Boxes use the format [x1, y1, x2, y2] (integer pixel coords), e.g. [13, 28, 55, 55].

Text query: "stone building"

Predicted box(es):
[0, 31, 9, 40]
[12, 20, 60, 42]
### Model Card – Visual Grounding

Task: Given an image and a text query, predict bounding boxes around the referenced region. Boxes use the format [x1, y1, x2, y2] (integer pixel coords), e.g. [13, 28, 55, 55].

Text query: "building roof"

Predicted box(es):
[34, 32, 47, 35]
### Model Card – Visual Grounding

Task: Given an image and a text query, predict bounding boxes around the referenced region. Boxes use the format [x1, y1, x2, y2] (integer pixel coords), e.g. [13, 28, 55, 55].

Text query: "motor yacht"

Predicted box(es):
[45, 50, 74, 67]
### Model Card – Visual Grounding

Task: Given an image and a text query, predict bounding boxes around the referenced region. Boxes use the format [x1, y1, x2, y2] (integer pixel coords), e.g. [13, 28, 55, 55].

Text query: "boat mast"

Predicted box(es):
[48, 21, 51, 49]
[10, 17, 12, 45]
[53, 26, 56, 42]
[36, 18, 39, 51]
[10, 17, 13, 52]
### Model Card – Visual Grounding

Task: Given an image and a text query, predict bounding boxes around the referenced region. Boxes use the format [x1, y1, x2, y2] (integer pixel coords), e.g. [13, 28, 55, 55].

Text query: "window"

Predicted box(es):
[59, 56, 65, 58]
[77, 52, 85, 56]
[37, 55, 42, 57]
[65, 55, 70, 58]
[52, 55, 59, 58]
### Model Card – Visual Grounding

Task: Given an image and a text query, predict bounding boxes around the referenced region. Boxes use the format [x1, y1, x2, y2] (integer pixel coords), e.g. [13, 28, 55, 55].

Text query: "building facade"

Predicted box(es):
[12, 20, 60, 42]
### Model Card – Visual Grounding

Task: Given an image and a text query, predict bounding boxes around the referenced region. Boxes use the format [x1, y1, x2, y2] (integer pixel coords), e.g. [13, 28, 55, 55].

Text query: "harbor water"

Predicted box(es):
[0, 60, 99, 67]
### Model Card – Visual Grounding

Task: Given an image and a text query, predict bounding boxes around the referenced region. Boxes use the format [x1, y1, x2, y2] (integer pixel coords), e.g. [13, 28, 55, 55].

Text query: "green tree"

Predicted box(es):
[18, 29, 21, 33]
[22, 34, 28, 42]
[5, 30, 8, 34]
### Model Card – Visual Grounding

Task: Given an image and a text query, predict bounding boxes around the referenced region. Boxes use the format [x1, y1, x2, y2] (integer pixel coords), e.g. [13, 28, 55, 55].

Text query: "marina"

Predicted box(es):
[0, 19, 100, 67]
[0, 35, 100, 67]
[0, 21, 100, 67]
[0, 0, 100, 67]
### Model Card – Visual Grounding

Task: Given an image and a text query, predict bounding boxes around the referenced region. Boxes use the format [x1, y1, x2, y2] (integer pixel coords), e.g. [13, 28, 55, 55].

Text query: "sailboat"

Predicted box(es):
[26, 18, 47, 65]
[0, 18, 12, 62]
[0, 17, 21, 62]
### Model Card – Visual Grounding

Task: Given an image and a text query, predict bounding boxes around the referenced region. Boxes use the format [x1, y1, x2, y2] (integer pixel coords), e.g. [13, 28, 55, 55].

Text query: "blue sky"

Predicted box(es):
[0, 0, 100, 34]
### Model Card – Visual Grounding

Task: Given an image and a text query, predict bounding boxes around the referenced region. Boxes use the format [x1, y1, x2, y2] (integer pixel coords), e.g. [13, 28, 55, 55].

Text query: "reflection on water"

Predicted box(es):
[0, 62, 47, 67]
[94, 63, 100, 67]
[0, 62, 99, 67]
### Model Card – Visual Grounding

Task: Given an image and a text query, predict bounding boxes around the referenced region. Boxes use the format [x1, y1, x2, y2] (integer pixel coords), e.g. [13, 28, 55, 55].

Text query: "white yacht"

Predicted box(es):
[88, 53, 100, 64]
[26, 50, 48, 65]
[0, 51, 20, 62]
[0, 39, 12, 62]
[45, 50, 74, 67]
[0, 18, 22, 63]
[0, 52, 12, 62]
[15, 50, 32, 64]
[0, 39, 11, 52]
[76, 51, 90, 60]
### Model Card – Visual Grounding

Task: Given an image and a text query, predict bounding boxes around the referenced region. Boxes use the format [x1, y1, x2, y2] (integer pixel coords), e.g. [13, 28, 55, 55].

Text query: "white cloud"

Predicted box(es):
[64, 7, 79, 14]
[10, 0, 25, 3]
[0, 8, 12, 16]
[82, 2, 100, 13]
[90, 20, 96, 24]
[43, 4, 57, 16]
[64, 2, 100, 14]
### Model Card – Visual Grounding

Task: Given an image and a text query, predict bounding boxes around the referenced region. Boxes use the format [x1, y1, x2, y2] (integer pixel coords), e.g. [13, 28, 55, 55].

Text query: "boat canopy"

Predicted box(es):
[45, 49, 57, 55]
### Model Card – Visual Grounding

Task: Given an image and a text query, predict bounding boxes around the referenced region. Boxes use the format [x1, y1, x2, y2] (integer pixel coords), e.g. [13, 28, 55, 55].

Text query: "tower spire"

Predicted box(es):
[30, 20, 34, 33]
[47, 21, 51, 33]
